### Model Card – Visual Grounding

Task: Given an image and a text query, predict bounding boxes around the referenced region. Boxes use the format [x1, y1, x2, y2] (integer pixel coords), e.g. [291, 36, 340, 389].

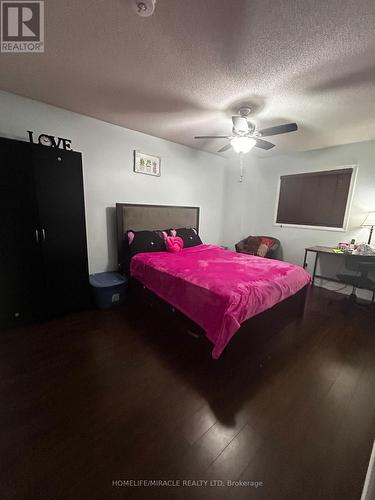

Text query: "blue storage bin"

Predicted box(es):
[89, 272, 127, 309]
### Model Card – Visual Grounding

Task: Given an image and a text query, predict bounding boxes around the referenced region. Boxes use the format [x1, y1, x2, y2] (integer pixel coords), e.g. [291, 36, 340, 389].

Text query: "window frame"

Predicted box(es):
[273, 164, 358, 232]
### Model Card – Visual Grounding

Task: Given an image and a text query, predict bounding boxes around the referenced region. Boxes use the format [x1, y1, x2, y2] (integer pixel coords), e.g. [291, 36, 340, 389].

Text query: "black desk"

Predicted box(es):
[303, 245, 375, 301]
[303, 246, 342, 284]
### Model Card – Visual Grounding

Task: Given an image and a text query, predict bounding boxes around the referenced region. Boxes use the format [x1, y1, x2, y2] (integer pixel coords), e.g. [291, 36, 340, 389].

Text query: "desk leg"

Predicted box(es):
[303, 250, 308, 269]
[312, 253, 318, 285]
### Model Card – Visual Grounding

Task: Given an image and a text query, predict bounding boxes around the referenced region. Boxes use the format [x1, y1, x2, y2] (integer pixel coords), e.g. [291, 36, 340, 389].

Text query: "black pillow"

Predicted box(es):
[126, 230, 165, 256]
[173, 227, 202, 248]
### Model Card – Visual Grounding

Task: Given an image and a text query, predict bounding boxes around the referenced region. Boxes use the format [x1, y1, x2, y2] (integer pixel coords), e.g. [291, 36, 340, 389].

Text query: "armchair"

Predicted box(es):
[235, 235, 280, 259]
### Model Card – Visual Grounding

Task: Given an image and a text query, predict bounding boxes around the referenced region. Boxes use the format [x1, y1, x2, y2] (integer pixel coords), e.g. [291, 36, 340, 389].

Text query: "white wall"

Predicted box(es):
[221, 156, 261, 249]
[0, 91, 226, 273]
[224, 140, 375, 299]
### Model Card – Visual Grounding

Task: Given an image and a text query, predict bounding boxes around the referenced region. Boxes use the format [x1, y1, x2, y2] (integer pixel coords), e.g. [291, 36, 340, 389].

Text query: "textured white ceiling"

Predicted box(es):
[1, 0, 375, 156]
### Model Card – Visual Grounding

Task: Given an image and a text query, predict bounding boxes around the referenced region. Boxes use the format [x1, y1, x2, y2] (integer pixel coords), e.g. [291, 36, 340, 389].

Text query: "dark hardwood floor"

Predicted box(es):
[1, 286, 374, 500]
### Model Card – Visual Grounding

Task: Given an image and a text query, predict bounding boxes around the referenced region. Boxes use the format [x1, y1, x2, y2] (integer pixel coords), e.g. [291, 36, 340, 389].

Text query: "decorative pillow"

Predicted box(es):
[257, 243, 269, 257]
[155, 230, 169, 241]
[172, 227, 202, 248]
[260, 237, 274, 249]
[126, 230, 165, 256]
[165, 236, 184, 253]
[242, 236, 262, 255]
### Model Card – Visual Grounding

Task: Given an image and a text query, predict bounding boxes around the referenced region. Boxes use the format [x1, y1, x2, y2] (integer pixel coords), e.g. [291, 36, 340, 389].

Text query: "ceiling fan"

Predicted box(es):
[194, 107, 298, 154]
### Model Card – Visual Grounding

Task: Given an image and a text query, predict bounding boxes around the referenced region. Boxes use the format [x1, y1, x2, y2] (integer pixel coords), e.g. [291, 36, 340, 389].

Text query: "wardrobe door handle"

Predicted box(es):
[42, 229, 46, 242]
[35, 229, 39, 244]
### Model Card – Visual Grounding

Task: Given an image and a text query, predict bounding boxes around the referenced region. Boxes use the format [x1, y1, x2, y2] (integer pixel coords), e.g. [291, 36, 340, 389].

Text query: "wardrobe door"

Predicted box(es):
[32, 145, 90, 316]
[0, 138, 44, 327]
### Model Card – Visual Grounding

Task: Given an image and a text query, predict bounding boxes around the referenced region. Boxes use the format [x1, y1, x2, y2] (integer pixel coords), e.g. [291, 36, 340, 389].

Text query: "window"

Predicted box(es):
[275, 167, 354, 229]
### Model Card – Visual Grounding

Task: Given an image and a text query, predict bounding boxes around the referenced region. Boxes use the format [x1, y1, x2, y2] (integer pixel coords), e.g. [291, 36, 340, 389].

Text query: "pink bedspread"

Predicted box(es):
[131, 245, 311, 359]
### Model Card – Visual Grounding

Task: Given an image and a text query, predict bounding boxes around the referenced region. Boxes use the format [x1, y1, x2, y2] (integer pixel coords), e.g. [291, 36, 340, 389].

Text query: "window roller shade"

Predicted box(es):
[276, 168, 353, 228]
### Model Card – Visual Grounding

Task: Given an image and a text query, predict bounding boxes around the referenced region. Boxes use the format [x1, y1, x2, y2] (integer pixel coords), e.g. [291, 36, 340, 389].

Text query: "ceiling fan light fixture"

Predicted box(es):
[230, 136, 256, 154]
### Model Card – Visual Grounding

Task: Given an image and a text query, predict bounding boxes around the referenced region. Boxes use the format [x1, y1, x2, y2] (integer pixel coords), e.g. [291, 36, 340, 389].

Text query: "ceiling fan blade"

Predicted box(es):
[217, 143, 232, 153]
[259, 123, 298, 137]
[255, 138, 275, 150]
[194, 135, 229, 139]
[232, 116, 249, 133]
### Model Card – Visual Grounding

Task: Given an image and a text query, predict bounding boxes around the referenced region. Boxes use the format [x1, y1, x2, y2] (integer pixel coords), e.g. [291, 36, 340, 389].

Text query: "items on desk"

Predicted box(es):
[337, 240, 355, 254]
[353, 243, 375, 256]
[336, 239, 375, 256]
[338, 239, 356, 250]
[338, 242, 350, 250]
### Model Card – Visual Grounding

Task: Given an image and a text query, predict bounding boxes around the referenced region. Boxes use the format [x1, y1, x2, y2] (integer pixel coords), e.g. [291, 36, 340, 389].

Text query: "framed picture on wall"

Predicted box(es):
[134, 151, 161, 177]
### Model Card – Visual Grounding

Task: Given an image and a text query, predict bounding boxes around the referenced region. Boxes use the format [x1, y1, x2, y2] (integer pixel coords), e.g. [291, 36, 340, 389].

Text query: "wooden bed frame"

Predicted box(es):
[116, 202, 308, 357]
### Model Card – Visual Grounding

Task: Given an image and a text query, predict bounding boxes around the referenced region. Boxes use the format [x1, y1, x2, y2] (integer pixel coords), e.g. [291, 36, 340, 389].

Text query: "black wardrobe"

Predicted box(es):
[0, 137, 90, 328]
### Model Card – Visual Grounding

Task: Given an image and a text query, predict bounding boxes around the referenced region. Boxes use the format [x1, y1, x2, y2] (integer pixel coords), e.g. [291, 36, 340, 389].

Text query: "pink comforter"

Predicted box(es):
[131, 245, 311, 359]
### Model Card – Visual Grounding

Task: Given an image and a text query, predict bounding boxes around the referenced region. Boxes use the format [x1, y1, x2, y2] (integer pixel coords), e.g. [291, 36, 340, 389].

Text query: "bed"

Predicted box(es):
[116, 203, 311, 359]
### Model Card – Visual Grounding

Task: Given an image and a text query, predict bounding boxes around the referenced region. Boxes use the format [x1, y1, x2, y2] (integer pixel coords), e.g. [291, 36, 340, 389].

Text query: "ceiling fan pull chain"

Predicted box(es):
[239, 152, 244, 183]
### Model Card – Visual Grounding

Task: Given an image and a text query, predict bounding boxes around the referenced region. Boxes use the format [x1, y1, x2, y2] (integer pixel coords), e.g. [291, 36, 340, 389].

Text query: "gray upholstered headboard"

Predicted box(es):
[116, 203, 200, 273]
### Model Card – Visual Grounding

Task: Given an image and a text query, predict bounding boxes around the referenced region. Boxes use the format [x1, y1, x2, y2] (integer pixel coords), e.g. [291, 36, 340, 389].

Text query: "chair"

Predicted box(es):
[235, 235, 280, 259]
[336, 255, 375, 303]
